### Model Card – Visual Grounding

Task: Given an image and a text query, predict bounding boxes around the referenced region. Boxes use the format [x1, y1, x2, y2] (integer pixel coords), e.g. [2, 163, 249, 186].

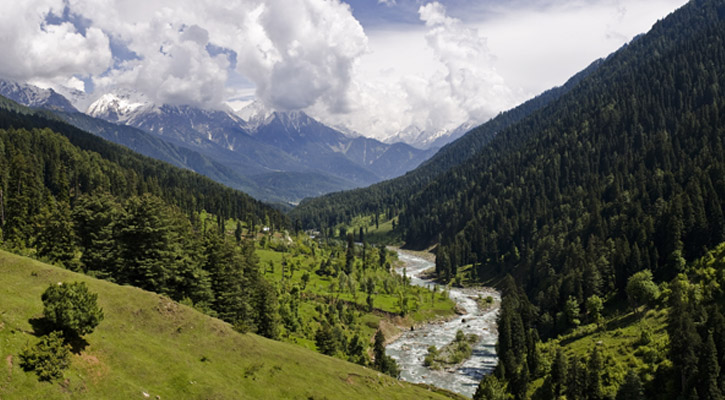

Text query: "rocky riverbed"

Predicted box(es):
[386, 250, 500, 398]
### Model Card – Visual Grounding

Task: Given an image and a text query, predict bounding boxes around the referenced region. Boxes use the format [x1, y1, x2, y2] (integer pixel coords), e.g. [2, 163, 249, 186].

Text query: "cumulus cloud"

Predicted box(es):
[236, 0, 367, 112]
[0, 0, 112, 87]
[6, 0, 368, 111]
[306, 1, 515, 142]
[417, 2, 513, 127]
[94, 22, 230, 108]
[0, 0, 689, 143]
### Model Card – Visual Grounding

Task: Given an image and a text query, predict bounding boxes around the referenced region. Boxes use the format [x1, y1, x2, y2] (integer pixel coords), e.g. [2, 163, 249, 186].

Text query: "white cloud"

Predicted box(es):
[418, 2, 513, 125]
[93, 22, 230, 108]
[235, 0, 367, 112]
[307, 0, 688, 142]
[0, 0, 690, 143]
[53, 0, 365, 111]
[477, 0, 688, 98]
[0, 0, 112, 87]
[305, 1, 515, 142]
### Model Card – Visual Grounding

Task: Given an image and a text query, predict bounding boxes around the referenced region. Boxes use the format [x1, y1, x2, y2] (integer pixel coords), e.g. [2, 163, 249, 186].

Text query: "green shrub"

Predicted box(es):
[42, 281, 104, 337]
[19, 331, 71, 381]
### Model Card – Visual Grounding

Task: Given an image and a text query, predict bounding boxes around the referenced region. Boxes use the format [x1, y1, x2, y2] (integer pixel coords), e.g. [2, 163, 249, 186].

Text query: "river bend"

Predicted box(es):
[385, 251, 500, 398]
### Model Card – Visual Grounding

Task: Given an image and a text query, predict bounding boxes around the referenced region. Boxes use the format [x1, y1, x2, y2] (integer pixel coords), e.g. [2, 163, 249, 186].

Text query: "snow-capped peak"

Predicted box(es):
[86, 91, 153, 123]
[0, 79, 78, 113]
[235, 100, 276, 129]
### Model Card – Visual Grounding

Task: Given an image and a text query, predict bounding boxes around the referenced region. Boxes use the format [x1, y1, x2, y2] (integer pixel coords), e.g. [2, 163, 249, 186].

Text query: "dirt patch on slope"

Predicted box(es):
[75, 353, 110, 384]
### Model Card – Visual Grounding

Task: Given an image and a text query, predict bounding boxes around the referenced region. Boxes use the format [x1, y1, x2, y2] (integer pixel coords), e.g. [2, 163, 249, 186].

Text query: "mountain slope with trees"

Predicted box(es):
[289, 58, 602, 230]
[367, 0, 724, 398]
[399, 0, 725, 307]
[0, 250, 461, 400]
[0, 95, 293, 338]
[0, 95, 286, 230]
[296, 0, 725, 398]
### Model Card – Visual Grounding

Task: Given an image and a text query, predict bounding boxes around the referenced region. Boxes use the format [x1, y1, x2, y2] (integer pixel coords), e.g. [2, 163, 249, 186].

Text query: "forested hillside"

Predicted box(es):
[0, 94, 456, 379]
[0, 251, 460, 400]
[57, 110, 265, 198]
[0, 96, 287, 228]
[0, 97, 289, 337]
[294, 0, 725, 398]
[383, 0, 724, 398]
[397, 0, 725, 320]
[289, 58, 602, 230]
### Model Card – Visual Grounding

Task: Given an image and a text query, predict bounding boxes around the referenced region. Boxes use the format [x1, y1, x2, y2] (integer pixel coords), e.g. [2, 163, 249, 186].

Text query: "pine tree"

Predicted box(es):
[698, 332, 723, 400]
[373, 330, 399, 377]
[204, 232, 253, 328]
[616, 370, 644, 400]
[34, 200, 77, 268]
[72, 192, 122, 278]
[116, 194, 175, 292]
[41, 281, 104, 337]
[315, 322, 338, 356]
[550, 347, 568, 398]
[234, 220, 243, 243]
[668, 276, 701, 394]
[586, 347, 604, 400]
[474, 375, 510, 400]
[566, 357, 586, 400]
[255, 281, 279, 339]
[345, 233, 354, 274]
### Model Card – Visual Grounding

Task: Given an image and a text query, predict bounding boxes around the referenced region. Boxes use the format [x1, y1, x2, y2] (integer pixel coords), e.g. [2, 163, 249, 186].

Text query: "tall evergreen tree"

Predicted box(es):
[697, 332, 723, 400]
[34, 200, 77, 268]
[72, 192, 122, 278]
[616, 371, 644, 400]
[586, 347, 604, 400]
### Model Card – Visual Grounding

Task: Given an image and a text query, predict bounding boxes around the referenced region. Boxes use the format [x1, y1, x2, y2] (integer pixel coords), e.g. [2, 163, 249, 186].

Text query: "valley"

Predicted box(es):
[386, 251, 500, 397]
[0, 250, 462, 400]
[0, 83, 437, 204]
[2, 0, 725, 399]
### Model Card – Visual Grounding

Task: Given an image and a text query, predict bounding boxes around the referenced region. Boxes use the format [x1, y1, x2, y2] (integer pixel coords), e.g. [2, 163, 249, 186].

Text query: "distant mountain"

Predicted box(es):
[245, 107, 436, 182]
[2, 79, 436, 203]
[0, 79, 78, 113]
[291, 57, 603, 228]
[425, 121, 477, 150]
[84, 94, 434, 203]
[386, 120, 478, 150]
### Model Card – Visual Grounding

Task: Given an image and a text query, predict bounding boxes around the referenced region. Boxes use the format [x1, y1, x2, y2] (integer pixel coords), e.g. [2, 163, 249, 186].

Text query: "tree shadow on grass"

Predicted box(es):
[28, 316, 54, 336]
[28, 317, 89, 354]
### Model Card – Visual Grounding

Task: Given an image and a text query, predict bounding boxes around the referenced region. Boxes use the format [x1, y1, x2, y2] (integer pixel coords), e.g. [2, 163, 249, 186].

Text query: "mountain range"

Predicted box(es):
[0, 82, 437, 204]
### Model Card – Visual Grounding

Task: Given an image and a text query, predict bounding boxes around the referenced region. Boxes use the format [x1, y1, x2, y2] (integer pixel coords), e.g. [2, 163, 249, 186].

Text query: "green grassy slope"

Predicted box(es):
[0, 250, 459, 400]
[532, 309, 668, 398]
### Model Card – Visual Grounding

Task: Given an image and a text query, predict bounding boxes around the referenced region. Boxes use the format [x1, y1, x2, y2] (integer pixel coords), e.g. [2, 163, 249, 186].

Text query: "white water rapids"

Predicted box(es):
[385, 250, 500, 398]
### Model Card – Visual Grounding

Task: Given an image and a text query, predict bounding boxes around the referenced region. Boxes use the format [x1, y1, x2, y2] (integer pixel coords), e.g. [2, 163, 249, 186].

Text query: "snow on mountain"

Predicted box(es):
[51, 85, 96, 112]
[235, 100, 275, 129]
[0, 79, 78, 112]
[86, 91, 154, 124]
[385, 120, 480, 150]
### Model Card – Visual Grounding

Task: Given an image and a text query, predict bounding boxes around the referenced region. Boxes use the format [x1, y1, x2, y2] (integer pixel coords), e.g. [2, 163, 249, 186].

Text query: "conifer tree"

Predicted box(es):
[586, 347, 604, 400]
[698, 332, 723, 400]
[550, 347, 568, 398]
[616, 371, 644, 400]
[373, 330, 399, 377]
[35, 200, 77, 268]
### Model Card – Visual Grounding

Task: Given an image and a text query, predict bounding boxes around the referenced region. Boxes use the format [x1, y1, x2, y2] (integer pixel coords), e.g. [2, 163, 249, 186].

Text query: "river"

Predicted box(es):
[385, 250, 500, 398]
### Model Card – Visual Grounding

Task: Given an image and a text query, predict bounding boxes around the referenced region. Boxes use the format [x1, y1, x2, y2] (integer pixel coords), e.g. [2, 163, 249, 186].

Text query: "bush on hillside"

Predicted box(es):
[42, 281, 104, 337]
[19, 331, 71, 381]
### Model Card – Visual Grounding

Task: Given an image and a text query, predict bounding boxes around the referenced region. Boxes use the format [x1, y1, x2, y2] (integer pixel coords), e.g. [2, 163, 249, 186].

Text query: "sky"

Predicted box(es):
[0, 0, 689, 142]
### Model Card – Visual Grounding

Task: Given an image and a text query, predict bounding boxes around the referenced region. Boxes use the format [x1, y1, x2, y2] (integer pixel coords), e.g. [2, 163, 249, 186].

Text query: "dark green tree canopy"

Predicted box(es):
[41, 281, 104, 337]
